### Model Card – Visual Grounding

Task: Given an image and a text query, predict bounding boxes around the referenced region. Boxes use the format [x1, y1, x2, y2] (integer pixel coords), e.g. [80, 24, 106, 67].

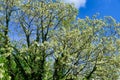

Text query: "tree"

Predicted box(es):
[0, 0, 22, 79]
[46, 16, 120, 80]
[0, 0, 120, 80]
[0, 25, 13, 80]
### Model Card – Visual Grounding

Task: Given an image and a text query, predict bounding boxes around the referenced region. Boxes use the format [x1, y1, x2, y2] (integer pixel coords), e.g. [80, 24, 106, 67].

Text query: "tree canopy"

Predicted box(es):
[0, 0, 120, 80]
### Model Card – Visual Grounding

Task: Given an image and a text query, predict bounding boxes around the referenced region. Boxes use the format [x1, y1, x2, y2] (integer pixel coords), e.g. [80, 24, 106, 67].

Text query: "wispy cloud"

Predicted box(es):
[63, 0, 86, 9]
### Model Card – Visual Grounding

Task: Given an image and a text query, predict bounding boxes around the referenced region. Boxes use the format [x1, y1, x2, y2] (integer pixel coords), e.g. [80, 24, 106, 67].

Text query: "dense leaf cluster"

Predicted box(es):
[0, 0, 120, 80]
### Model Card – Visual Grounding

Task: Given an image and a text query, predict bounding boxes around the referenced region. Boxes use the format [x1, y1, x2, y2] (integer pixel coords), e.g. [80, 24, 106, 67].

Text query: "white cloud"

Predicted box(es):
[63, 0, 86, 9]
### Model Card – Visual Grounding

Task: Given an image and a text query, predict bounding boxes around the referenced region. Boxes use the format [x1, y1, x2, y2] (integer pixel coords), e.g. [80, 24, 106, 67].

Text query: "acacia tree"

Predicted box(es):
[0, 0, 120, 80]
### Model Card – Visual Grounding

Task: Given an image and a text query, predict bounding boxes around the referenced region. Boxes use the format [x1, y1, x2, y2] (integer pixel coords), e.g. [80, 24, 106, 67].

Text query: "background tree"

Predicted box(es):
[0, 0, 120, 80]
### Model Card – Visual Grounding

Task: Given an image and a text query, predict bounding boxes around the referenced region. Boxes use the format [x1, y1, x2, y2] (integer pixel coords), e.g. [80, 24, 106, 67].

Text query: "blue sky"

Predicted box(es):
[64, 0, 120, 21]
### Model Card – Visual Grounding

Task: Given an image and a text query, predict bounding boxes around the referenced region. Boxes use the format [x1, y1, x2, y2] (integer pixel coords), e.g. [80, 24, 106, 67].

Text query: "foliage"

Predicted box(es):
[0, 0, 120, 80]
